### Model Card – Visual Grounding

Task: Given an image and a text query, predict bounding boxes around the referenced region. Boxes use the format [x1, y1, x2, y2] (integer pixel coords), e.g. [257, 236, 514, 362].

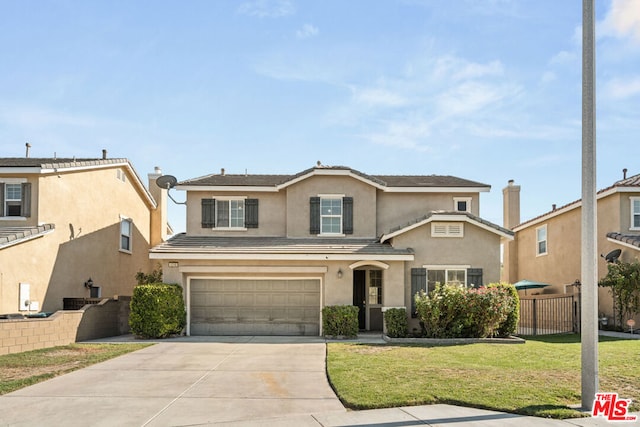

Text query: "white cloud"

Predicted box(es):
[601, 0, 640, 44]
[604, 76, 640, 99]
[433, 56, 504, 82]
[436, 82, 507, 117]
[237, 0, 295, 18]
[550, 50, 577, 65]
[296, 23, 318, 39]
[540, 71, 556, 84]
[351, 87, 408, 108]
[362, 118, 432, 152]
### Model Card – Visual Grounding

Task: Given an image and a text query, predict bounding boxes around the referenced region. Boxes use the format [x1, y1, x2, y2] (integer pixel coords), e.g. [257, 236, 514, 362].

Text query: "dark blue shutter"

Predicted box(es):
[342, 196, 353, 235]
[310, 197, 320, 234]
[245, 199, 259, 228]
[410, 268, 427, 318]
[467, 268, 483, 288]
[21, 183, 31, 217]
[201, 198, 215, 228]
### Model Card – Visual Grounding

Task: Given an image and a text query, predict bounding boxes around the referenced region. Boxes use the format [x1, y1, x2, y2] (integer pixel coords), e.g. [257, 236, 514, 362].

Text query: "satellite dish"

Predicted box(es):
[602, 249, 622, 263]
[156, 175, 178, 189]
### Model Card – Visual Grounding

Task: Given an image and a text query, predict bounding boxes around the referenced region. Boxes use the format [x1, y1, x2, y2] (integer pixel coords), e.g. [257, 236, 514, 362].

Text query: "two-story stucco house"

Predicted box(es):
[0, 153, 168, 314]
[501, 169, 640, 327]
[151, 164, 513, 336]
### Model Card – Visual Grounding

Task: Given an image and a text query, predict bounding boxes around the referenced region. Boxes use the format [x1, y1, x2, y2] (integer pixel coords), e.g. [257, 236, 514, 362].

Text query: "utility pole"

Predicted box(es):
[581, 0, 598, 411]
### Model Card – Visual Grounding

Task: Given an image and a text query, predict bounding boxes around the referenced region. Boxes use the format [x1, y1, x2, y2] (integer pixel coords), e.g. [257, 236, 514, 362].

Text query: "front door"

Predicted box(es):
[353, 270, 366, 330]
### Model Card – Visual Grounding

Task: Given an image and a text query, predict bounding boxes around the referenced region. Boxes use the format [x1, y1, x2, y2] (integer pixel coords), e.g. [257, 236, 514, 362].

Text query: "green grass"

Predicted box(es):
[0, 343, 151, 395]
[327, 334, 640, 419]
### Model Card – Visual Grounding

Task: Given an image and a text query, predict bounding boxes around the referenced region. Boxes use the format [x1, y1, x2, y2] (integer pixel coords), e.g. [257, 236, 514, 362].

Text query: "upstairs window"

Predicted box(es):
[310, 196, 353, 235]
[0, 182, 31, 218]
[454, 197, 472, 212]
[120, 218, 132, 253]
[320, 197, 342, 234]
[536, 225, 547, 256]
[427, 268, 467, 292]
[631, 197, 640, 230]
[201, 198, 259, 229]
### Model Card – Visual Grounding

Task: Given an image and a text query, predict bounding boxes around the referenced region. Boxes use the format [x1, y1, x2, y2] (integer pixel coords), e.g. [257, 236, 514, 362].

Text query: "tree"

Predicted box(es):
[598, 260, 640, 329]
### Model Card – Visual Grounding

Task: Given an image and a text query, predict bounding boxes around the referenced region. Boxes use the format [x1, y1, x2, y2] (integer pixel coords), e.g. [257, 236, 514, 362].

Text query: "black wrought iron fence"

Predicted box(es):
[517, 295, 579, 335]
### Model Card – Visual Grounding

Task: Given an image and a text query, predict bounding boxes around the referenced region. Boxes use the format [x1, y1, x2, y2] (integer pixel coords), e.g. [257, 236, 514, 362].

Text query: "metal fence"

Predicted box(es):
[517, 295, 579, 335]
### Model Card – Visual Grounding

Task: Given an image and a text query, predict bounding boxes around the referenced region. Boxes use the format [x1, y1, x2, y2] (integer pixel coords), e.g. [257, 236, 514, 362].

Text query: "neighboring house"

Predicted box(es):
[151, 164, 513, 336]
[0, 153, 169, 314]
[501, 170, 640, 326]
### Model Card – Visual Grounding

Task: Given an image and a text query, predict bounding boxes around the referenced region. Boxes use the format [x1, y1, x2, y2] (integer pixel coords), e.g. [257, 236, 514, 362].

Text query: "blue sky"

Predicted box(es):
[2, 0, 640, 233]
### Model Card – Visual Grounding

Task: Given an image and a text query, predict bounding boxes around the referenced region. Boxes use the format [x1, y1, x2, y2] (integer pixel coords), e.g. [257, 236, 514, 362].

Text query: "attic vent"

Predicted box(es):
[431, 222, 464, 238]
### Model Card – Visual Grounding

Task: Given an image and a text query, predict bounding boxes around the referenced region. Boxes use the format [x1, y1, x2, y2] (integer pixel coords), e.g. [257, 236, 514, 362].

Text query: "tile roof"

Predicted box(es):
[0, 224, 55, 249]
[607, 232, 640, 250]
[150, 234, 412, 257]
[178, 166, 489, 189]
[0, 158, 129, 169]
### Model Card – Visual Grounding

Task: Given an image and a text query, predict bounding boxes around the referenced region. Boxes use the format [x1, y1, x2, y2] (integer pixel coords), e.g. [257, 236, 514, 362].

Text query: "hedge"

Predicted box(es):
[383, 308, 408, 338]
[322, 305, 359, 338]
[129, 283, 186, 339]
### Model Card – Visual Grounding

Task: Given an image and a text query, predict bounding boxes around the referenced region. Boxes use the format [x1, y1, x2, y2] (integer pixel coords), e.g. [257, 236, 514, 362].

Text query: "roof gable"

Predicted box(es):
[177, 165, 490, 193]
[380, 211, 514, 243]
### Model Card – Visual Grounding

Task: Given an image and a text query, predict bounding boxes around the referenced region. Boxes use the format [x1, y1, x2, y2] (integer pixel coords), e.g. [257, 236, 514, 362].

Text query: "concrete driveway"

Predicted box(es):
[0, 336, 346, 426]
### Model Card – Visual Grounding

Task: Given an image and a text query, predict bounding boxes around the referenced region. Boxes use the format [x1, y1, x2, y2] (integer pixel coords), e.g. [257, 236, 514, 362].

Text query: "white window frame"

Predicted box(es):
[214, 197, 247, 230]
[453, 197, 472, 213]
[319, 194, 344, 235]
[119, 216, 133, 253]
[431, 222, 464, 238]
[367, 269, 383, 306]
[536, 224, 547, 256]
[423, 265, 470, 293]
[2, 178, 27, 219]
[630, 197, 640, 231]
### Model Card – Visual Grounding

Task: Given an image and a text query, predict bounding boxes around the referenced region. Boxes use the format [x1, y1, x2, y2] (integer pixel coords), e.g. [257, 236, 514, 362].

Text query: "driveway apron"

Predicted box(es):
[0, 336, 346, 426]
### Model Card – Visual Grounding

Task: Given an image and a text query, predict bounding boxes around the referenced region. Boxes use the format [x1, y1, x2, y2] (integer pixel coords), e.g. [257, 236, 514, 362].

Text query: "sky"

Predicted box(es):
[2, 0, 640, 234]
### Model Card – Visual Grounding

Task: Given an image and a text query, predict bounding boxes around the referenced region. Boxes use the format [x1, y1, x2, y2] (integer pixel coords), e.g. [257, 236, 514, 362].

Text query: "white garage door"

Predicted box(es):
[190, 278, 321, 336]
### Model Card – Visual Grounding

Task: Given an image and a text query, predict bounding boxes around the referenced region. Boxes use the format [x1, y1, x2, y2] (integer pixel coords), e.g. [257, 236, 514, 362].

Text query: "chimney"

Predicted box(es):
[148, 167, 168, 246]
[502, 180, 521, 285]
[25, 142, 31, 158]
[102, 149, 107, 159]
[623, 168, 628, 180]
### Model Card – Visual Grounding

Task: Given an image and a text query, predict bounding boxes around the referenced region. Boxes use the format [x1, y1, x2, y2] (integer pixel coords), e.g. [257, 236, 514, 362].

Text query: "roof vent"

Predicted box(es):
[102, 149, 107, 159]
[25, 142, 31, 158]
[552, 204, 557, 211]
[221, 168, 225, 176]
[623, 168, 628, 179]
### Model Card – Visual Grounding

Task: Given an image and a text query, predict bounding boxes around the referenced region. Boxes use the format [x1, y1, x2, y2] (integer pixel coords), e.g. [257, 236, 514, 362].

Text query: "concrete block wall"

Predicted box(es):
[0, 311, 83, 355]
[0, 297, 132, 355]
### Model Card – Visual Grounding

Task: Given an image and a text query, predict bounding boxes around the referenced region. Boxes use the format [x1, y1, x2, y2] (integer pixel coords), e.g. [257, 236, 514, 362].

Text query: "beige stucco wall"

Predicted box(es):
[285, 175, 377, 238]
[185, 191, 286, 236]
[0, 166, 155, 314]
[376, 192, 479, 234]
[511, 191, 640, 323]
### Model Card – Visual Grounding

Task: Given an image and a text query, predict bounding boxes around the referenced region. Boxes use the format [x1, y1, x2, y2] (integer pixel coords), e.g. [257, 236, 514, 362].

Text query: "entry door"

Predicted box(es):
[353, 270, 366, 330]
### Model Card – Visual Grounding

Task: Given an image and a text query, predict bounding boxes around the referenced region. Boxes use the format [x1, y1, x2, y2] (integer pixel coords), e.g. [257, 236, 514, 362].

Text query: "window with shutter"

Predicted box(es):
[342, 196, 353, 234]
[310, 197, 320, 234]
[467, 268, 483, 288]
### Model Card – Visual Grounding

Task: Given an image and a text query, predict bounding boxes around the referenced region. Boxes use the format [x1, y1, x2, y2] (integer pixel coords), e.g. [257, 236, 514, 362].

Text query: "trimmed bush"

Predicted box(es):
[383, 308, 408, 338]
[322, 305, 359, 338]
[129, 283, 186, 339]
[415, 283, 518, 338]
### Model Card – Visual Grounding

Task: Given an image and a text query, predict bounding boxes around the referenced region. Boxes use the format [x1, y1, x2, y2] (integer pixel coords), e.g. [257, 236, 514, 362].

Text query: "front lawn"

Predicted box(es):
[327, 334, 640, 419]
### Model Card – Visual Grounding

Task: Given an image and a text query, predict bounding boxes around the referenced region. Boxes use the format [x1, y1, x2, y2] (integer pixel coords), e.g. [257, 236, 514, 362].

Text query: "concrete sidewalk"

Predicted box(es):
[0, 334, 637, 426]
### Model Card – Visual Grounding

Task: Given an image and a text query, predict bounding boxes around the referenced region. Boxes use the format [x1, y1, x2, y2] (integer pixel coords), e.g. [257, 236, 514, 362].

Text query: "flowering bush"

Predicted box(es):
[415, 283, 518, 338]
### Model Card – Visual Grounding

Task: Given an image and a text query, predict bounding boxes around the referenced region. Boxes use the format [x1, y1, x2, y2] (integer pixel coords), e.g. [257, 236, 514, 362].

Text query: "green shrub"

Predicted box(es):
[383, 308, 408, 338]
[415, 284, 468, 338]
[488, 282, 520, 337]
[129, 283, 186, 339]
[415, 283, 518, 338]
[322, 305, 359, 338]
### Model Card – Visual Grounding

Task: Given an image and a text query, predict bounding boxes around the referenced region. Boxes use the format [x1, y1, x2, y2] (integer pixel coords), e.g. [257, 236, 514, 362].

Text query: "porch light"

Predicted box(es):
[84, 278, 94, 288]
[337, 269, 343, 279]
